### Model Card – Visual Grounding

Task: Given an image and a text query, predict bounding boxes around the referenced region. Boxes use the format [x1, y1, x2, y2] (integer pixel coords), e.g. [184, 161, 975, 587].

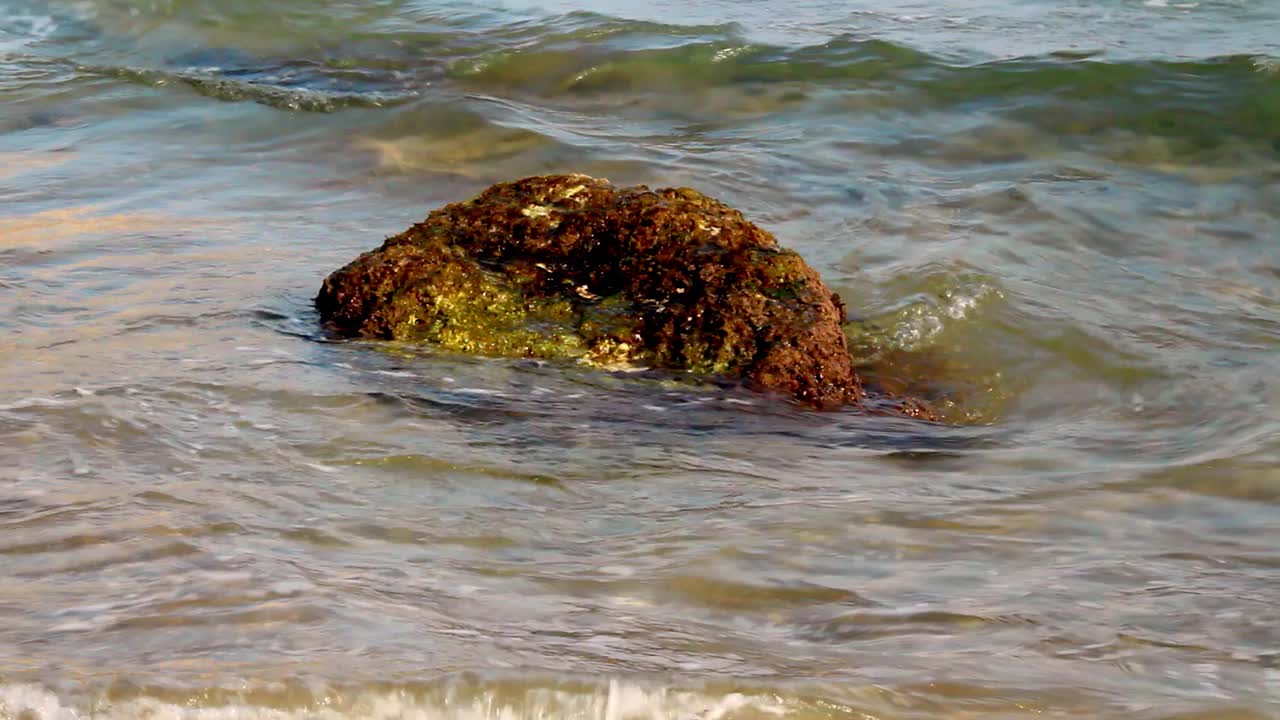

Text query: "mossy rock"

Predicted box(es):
[317, 174, 931, 416]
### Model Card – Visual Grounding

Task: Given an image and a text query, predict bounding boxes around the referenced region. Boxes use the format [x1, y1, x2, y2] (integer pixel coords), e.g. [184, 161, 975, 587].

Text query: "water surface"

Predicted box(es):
[2, 0, 1279, 717]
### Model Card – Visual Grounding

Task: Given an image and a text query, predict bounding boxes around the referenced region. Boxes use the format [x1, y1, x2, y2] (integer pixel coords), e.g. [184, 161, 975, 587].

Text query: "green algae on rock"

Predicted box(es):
[317, 174, 923, 413]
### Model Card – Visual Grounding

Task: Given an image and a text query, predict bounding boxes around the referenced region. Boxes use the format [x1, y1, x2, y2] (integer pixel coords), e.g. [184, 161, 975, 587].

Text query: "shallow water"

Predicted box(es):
[2, 0, 1279, 717]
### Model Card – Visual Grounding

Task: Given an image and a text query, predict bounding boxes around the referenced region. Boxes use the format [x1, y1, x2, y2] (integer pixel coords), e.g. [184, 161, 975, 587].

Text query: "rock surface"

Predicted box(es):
[317, 174, 928, 414]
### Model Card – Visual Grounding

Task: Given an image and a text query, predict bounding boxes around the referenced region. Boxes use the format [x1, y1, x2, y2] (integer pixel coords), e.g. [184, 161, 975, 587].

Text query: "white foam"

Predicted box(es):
[0, 685, 78, 720]
[0, 13, 58, 55]
[454, 388, 504, 396]
[886, 279, 1004, 351]
[0, 680, 793, 720]
[1254, 56, 1280, 75]
[0, 396, 68, 411]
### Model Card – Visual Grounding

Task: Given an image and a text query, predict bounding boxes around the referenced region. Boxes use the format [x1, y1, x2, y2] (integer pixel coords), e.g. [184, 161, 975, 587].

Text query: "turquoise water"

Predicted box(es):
[1, 0, 1278, 717]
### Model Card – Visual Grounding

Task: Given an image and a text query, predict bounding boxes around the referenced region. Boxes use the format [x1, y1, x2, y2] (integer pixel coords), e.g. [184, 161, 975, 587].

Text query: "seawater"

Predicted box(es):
[1, 0, 1278, 718]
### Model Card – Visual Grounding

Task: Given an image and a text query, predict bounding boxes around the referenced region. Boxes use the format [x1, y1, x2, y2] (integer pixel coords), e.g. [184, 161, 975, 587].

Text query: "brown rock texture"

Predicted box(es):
[317, 174, 927, 414]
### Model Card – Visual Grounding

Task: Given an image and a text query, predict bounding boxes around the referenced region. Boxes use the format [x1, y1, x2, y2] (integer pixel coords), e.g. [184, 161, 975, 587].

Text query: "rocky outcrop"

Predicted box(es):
[317, 174, 931, 416]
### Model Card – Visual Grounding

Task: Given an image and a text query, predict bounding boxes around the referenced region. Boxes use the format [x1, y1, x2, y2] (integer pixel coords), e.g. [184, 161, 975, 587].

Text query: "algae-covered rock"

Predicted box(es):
[317, 174, 927, 414]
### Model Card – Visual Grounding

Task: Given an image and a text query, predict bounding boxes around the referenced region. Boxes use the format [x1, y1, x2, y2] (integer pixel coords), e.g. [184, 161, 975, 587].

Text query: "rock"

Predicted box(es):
[317, 174, 931, 415]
